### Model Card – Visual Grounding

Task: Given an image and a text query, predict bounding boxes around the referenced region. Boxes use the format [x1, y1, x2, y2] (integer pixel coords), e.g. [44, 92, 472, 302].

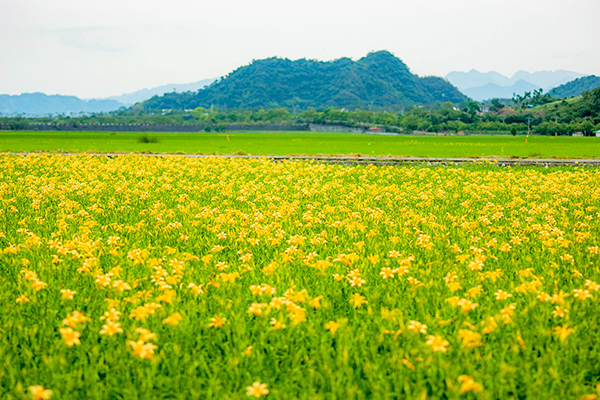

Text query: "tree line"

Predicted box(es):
[2, 86, 599, 136]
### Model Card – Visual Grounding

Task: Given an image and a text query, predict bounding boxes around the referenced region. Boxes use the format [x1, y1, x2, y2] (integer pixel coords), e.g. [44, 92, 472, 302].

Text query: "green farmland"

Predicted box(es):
[1, 131, 600, 158]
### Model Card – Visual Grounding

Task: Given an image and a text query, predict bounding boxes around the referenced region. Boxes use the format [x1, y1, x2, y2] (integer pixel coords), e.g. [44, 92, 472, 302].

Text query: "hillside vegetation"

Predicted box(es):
[549, 75, 600, 98]
[142, 51, 467, 111]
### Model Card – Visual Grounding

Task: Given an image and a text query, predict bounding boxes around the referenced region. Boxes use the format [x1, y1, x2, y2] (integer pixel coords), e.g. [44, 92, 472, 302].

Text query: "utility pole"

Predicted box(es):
[526, 116, 531, 143]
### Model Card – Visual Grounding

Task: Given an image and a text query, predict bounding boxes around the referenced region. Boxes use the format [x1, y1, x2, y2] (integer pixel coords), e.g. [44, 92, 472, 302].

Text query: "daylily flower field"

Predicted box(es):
[1, 154, 599, 399]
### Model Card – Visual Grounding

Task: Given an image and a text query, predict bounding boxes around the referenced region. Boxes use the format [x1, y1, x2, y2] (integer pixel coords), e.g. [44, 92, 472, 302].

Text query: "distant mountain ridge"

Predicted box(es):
[463, 80, 541, 102]
[446, 69, 585, 101]
[142, 51, 467, 111]
[0, 79, 218, 116]
[0, 93, 124, 117]
[107, 78, 216, 105]
[549, 76, 600, 98]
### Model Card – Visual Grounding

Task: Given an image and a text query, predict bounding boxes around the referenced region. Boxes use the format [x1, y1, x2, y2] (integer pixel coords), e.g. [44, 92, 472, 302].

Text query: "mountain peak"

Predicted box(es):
[363, 50, 396, 58]
[142, 52, 466, 110]
[446, 68, 586, 100]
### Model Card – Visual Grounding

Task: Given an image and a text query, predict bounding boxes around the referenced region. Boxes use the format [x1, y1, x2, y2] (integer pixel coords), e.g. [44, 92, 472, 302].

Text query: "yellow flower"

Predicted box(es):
[457, 299, 478, 313]
[551, 291, 570, 305]
[99, 320, 123, 336]
[128, 340, 157, 360]
[325, 321, 340, 335]
[445, 296, 460, 307]
[162, 312, 183, 326]
[554, 324, 575, 341]
[537, 293, 552, 302]
[246, 381, 269, 398]
[380, 267, 395, 279]
[59, 327, 81, 347]
[270, 318, 286, 330]
[220, 272, 240, 283]
[112, 280, 132, 292]
[348, 276, 366, 287]
[105, 298, 120, 308]
[498, 243, 512, 252]
[457, 375, 483, 393]
[130, 307, 150, 321]
[367, 254, 380, 265]
[62, 311, 91, 328]
[60, 289, 76, 300]
[457, 329, 482, 348]
[552, 306, 567, 319]
[585, 280, 600, 291]
[208, 315, 226, 328]
[289, 308, 306, 325]
[250, 285, 263, 296]
[95, 272, 112, 287]
[156, 290, 177, 304]
[573, 289, 592, 301]
[400, 358, 416, 370]
[100, 308, 121, 322]
[481, 317, 498, 334]
[314, 259, 332, 270]
[135, 328, 158, 342]
[426, 334, 449, 352]
[500, 303, 517, 324]
[260, 284, 276, 295]
[465, 285, 483, 298]
[349, 293, 367, 308]
[406, 320, 427, 335]
[247, 303, 266, 316]
[494, 290, 512, 301]
[309, 296, 323, 309]
[388, 250, 401, 258]
[130, 303, 161, 320]
[188, 283, 204, 295]
[16, 294, 30, 303]
[31, 279, 48, 291]
[28, 385, 53, 400]
[239, 253, 253, 263]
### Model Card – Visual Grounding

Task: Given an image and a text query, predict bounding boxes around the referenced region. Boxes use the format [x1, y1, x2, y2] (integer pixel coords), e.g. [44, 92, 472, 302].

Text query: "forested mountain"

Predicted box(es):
[549, 76, 600, 98]
[142, 51, 467, 111]
[0, 93, 124, 116]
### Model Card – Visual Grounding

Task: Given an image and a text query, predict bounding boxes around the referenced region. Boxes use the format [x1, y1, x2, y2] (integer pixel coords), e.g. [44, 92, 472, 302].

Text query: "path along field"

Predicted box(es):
[2, 131, 600, 158]
[1, 154, 600, 399]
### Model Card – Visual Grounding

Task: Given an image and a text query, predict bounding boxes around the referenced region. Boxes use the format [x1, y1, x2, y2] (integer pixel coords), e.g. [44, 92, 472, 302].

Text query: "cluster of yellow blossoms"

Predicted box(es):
[1, 154, 599, 399]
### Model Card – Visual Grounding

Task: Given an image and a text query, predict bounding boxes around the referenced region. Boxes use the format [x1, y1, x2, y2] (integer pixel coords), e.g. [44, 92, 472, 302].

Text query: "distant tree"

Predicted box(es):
[467, 101, 481, 114]
[490, 98, 504, 113]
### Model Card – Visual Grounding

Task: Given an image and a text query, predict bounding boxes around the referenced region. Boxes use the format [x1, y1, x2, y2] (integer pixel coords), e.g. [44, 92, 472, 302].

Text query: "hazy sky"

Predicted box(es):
[1, 0, 599, 98]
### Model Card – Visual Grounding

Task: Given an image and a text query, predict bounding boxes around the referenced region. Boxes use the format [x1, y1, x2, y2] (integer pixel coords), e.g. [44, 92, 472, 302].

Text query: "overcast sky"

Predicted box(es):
[1, 0, 598, 98]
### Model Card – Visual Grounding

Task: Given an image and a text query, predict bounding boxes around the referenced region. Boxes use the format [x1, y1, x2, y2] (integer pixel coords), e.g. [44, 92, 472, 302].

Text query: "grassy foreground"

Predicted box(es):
[1, 154, 600, 399]
[2, 131, 600, 158]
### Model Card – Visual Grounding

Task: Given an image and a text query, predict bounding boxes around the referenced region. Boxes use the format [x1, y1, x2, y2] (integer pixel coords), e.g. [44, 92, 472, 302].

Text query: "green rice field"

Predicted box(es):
[1, 131, 600, 158]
